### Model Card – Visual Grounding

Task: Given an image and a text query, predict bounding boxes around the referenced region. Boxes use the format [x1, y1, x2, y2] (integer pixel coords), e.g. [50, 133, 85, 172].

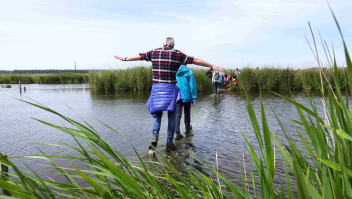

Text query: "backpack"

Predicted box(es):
[214, 72, 219, 80]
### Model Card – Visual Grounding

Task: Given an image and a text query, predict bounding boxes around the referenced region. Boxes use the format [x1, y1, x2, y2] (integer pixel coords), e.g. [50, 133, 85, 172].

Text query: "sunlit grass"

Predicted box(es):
[89, 67, 214, 92]
[235, 66, 348, 90]
[0, 73, 89, 84]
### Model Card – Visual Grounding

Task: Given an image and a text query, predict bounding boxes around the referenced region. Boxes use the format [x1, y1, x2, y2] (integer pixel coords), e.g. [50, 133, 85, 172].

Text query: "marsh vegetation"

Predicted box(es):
[0, 73, 89, 84]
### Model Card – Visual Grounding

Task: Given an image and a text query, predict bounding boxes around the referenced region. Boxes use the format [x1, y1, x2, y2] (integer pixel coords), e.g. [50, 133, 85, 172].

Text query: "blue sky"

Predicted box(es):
[0, 0, 351, 70]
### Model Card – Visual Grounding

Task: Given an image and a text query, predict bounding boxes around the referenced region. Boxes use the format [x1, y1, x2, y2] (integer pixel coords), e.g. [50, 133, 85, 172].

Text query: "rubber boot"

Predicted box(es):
[166, 142, 177, 152]
[174, 131, 184, 140]
[185, 125, 193, 136]
[148, 135, 158, 154]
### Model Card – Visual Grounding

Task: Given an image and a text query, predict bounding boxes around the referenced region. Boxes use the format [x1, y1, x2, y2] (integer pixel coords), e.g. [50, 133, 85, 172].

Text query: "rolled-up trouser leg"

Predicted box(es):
[167, 110, 176, 143]
[183, 101, 191, 129]
[175, 101, 183, 133]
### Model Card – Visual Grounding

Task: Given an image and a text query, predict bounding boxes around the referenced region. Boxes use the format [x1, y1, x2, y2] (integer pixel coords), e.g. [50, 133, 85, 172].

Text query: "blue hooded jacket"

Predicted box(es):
[176, 65, 197, 104]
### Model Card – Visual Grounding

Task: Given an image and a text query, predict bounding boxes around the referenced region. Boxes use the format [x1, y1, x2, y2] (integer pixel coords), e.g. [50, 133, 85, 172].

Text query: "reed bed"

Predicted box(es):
[89, 67, 213, 92]
[0, 73, 89, 84]
[89, 66, 349, 92]
[0, 84, 11, 88]
[89, 67, 153, 91]
[1, 66, 347, 92]
[234, 67, 348, 91]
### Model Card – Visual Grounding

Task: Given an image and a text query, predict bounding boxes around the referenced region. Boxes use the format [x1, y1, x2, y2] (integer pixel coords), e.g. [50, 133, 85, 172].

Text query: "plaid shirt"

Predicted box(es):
[139, 46, 194, 83]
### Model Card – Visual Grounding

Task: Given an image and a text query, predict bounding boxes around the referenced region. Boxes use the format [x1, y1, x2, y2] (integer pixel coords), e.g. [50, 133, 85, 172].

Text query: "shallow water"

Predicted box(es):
[0, 84, 339, 188]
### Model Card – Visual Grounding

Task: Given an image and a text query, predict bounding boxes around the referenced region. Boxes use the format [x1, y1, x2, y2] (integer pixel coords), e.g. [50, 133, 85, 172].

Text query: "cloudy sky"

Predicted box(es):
[0, 0, 351, 70]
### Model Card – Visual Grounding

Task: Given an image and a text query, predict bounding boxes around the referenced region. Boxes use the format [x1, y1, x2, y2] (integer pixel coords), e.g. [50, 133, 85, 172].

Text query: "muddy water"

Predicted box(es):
[0, 84, 334, 186]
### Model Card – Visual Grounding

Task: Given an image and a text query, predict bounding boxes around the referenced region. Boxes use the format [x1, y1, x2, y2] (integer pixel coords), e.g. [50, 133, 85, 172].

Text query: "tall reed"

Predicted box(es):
[235, 66, 348, 90]
[89, 67, 213, 92]
[89, 66, 349, 92]
[89, 67, 153, 91]
[0, 73, 89, 84]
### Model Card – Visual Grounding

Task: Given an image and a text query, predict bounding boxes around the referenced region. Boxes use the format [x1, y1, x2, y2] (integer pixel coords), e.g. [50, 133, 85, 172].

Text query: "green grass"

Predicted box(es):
[89, 67, 213, 92]
[89, 66, 349, 92]
[190, 68, 213, 92]
[0, 84, 11, 88]
[234, 66, 348, 91]
[89, 67, 153, 91]
[0, 73, 89, 84]
[1, 67, 347, 92]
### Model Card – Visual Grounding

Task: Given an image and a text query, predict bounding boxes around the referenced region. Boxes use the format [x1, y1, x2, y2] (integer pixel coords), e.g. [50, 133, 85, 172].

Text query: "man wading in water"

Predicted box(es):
[114, 37, 223, 154]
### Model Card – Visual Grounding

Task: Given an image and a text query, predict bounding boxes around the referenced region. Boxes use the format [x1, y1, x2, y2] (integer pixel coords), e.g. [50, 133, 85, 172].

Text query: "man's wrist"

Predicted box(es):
[124, 57, 128, 61]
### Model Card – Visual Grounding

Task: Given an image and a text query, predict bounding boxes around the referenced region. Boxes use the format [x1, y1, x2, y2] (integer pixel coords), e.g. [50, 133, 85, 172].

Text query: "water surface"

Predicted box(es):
[0, 84, 334, 187]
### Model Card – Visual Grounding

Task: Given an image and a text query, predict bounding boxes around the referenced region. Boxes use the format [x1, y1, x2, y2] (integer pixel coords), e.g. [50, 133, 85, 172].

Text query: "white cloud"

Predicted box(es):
[0, 0, 351, 70]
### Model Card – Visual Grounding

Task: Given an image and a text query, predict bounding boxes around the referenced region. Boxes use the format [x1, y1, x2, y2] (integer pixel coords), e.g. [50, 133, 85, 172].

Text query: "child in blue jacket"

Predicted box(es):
[175, 65, 197, 139]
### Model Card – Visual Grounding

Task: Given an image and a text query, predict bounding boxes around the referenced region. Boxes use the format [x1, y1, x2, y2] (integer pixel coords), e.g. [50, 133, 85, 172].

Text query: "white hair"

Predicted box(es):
[164, 37, 175, 46]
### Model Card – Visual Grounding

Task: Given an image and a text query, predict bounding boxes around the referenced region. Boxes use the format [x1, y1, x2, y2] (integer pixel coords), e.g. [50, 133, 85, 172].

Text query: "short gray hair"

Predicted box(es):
[164, 37, 175, 46]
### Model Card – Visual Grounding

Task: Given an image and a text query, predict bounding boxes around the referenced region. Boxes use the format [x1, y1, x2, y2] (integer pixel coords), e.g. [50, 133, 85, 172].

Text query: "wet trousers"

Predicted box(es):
[152, 111, 175, 143]
[214, 82, 221, 91]
[175, 101, 191, 132]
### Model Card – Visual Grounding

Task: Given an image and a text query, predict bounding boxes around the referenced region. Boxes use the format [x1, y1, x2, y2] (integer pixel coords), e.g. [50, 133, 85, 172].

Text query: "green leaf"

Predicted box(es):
[284, 165, 294, 199]
[292, 147, 310, 199]
[72, 163, 112, 199]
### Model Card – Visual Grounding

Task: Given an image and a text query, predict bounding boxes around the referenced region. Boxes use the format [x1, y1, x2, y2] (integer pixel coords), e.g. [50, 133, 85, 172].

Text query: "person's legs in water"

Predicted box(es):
[183, 101, 192, 135]
[166, 110, 177, 151]
[149, 111, 162, 153]
[214, 82, 220, 94]
[213, 82, 217, 93]
[175, 100, 184, 139]
[215, 82, 221, 94]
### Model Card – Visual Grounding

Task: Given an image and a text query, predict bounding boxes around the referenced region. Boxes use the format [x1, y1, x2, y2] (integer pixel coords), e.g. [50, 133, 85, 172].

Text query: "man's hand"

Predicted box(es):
[193, 58, 223, 71]
[192, 103, 196, 106]
[114, 55, 125, 61]
[212, 65, 224, 72]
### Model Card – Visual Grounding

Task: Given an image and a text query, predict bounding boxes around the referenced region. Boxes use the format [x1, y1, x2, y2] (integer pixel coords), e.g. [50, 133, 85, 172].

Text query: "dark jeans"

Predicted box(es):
[214, 82, 221, 91]
[152, 111, 176, 143]
[175, 101, 191, 132]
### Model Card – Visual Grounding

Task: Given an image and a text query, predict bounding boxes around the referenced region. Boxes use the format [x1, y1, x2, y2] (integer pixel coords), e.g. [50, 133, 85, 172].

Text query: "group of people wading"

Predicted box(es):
[206, 67, 241, 94]
[114, 37, 235, 154]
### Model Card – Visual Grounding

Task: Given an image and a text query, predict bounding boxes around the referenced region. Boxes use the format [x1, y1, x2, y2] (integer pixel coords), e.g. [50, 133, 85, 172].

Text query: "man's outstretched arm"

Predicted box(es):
[193, 58, 223, 71]
[114, 55, 141, 61]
